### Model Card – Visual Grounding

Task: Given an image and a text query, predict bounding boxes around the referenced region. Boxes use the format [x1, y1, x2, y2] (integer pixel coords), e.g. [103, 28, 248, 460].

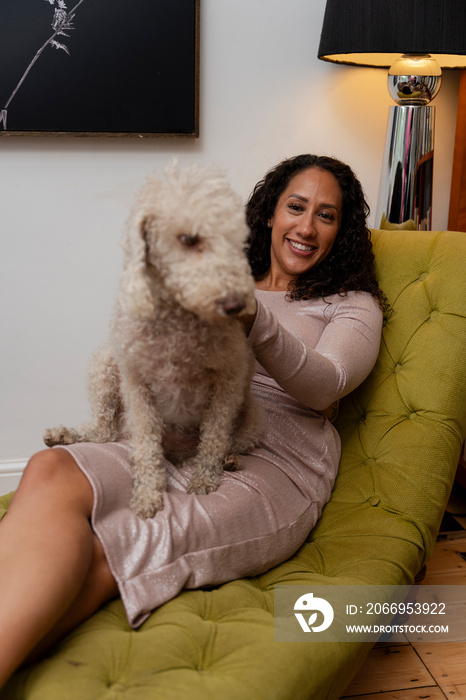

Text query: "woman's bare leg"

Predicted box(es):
[24, 533, 119, 666]
[0, 448, 118, 688]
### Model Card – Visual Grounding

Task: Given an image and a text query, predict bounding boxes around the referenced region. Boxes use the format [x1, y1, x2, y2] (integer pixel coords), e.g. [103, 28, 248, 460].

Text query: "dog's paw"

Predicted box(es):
[222, 454, 239, 472]
[43, 426, 79, 447]
[186, 475, 221, 496]
[231, 431, 263, 455]
[130, 490, 164, 519]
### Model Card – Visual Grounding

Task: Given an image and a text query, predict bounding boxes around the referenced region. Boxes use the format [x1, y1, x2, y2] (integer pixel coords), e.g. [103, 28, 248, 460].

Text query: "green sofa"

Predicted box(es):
[1, 229, 466, 699]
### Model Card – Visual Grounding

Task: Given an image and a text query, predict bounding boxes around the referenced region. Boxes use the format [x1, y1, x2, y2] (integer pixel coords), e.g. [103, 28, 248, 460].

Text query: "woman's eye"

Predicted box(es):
[288, 203, 303, 212]
[319, 211, 335, 221]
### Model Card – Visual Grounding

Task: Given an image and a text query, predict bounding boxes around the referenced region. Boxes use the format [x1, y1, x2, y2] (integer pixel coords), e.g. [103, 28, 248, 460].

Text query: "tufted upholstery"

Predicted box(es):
[1, 229, 466, 700]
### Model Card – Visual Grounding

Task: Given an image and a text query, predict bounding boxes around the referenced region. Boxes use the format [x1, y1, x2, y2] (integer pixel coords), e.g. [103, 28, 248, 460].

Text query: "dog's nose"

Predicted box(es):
[218, 293, 246, 316]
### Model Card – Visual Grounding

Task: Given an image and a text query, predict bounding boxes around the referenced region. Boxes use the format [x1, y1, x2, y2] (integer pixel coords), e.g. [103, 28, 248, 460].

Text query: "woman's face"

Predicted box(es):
[265, 167, 342, 291]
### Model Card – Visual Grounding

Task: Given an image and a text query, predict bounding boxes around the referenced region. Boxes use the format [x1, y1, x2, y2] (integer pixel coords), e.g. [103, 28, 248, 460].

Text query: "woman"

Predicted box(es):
[0, 154, 385, 687]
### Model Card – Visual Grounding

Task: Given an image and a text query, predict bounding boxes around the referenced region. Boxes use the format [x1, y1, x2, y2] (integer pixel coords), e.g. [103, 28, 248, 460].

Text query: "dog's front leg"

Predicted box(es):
[186, 372, 243, 495]
[123, 376, 166, 518]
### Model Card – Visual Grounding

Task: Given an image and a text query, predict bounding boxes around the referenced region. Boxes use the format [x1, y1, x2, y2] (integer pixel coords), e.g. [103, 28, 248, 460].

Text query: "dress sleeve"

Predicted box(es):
[248, 293, 383, 410]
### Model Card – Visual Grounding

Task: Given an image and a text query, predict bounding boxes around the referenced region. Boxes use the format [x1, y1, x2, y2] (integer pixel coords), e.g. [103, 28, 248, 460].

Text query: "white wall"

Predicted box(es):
[0, 0, 460, 486]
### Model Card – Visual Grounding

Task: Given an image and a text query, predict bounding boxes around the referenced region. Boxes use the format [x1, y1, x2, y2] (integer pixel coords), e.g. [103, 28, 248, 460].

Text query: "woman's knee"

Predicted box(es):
[22, 448, 76, 485]
[18, 448, 93, 514]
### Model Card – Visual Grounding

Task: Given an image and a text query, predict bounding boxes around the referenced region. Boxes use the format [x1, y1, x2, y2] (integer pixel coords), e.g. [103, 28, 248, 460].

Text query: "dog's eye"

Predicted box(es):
[178, 233, 199, 248]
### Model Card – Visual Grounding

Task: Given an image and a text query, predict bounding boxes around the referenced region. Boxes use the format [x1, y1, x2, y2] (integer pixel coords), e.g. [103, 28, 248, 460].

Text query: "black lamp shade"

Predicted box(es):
[318, 0, 466, 68]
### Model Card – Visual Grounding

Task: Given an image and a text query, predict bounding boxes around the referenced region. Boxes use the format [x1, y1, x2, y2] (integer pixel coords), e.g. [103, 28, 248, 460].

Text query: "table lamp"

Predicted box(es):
[318, 0, 466, 230]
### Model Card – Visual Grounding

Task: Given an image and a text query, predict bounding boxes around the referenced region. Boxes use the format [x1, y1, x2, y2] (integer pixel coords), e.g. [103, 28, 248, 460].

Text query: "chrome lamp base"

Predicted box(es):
[375, 104, 435, 230]
[375, 53, 441, 231]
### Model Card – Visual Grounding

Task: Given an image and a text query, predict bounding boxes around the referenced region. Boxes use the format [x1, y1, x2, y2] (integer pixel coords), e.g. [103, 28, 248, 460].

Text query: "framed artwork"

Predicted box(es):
[0, 0, 199, 137]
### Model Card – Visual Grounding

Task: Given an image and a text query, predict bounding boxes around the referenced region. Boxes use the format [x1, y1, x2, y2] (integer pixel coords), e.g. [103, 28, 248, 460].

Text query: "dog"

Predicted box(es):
[44, 163, 263, 518]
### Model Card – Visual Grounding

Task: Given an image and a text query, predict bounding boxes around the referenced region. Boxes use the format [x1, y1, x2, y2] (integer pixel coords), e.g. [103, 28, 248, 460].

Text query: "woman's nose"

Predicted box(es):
[297, 213, 315, 237]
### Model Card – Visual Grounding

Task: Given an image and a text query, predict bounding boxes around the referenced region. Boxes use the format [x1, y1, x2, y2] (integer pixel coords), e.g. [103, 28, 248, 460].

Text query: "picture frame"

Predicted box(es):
[0, 0, 200, 138]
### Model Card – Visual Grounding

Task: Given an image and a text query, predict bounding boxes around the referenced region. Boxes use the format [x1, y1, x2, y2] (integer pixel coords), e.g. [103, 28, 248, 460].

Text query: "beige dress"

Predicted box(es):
[60, 289, 383, 628]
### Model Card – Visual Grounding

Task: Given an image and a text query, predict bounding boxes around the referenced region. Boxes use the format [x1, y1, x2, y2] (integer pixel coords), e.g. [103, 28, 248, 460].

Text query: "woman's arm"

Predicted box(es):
[248, 293, 383, 410]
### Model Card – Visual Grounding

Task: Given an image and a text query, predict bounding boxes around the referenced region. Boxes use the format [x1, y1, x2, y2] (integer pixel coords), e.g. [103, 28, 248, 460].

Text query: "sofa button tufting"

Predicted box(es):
[418, 273, 428, 281]
[429, 310, 440, 320]
[394, 364, 402, 373]
[409, 413, 417, 420]
[369, 496, 380, 506]
[107, 682, 127, 692]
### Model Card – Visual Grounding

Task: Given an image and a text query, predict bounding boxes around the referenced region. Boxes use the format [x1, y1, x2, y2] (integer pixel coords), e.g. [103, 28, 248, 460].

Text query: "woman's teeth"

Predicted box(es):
[289, 240, 314, 252]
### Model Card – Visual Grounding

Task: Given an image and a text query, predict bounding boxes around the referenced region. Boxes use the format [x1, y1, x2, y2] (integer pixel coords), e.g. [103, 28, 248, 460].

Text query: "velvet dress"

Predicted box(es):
[60, 289, 383, 628]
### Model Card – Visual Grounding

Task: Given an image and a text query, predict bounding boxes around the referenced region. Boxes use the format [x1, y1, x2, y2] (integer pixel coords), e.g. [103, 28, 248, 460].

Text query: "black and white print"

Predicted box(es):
[0, 0, 199, 136]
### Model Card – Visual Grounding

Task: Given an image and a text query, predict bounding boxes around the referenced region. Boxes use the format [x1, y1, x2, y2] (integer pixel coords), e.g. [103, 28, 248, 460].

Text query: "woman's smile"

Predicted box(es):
[286, 238, 318, 255]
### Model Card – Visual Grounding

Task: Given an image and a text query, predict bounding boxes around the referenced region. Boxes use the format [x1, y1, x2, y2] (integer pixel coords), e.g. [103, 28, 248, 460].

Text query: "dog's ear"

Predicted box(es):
[124, 215, 155, 319]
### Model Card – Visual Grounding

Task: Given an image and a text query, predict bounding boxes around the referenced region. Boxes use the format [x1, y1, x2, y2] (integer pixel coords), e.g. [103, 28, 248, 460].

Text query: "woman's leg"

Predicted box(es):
[0, 448, 118, 688]
[23, 532, 119, 666]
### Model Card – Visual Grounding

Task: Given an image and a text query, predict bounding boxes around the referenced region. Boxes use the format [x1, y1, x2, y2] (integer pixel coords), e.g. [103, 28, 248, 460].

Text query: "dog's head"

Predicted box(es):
[121, 163, 256, 323]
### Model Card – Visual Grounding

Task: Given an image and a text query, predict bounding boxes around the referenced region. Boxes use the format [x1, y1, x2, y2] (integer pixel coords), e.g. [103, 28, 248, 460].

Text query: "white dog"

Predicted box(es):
[44, 163, 263, 518]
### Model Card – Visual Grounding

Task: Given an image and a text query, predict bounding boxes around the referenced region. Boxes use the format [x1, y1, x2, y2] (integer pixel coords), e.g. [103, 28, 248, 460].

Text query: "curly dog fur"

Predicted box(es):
[44, 163, 263, 518]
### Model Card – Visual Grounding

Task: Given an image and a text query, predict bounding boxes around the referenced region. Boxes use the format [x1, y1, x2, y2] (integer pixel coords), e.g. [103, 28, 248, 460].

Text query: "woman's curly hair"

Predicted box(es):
[246, 154, 388, 310]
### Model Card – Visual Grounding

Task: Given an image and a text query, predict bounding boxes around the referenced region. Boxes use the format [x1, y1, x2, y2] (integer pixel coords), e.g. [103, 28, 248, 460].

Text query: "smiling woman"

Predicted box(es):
[246, 154, 387, 309]
[264, 168, 342, 291]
